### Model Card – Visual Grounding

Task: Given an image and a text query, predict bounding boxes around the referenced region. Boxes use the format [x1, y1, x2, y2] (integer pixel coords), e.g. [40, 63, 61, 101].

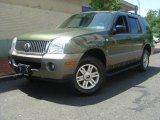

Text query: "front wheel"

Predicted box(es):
[73, 57, 106, 95]
[137, 49, 149, 71]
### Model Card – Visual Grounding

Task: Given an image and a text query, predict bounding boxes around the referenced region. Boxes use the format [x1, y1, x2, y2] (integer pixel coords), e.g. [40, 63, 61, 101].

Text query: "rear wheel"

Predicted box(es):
[73, 57, 106, 95]
[137, 49, 149, 71]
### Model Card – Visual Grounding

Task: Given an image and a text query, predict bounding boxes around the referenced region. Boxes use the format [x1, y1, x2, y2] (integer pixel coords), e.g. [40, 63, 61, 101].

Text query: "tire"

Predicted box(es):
[73, 56, 106, 95]
[137, 49, 149, 72]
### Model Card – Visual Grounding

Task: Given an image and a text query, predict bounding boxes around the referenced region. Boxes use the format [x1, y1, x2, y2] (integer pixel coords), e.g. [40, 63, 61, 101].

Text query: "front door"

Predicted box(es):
[107, 15, 134, 67]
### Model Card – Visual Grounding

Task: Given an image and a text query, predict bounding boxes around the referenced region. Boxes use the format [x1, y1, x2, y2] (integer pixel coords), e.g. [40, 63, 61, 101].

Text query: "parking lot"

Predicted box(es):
[0, 53, 160, 120]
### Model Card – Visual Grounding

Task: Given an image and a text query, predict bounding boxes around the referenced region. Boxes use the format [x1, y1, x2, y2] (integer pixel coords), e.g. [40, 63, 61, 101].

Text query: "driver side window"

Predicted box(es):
[115, 16, 129, 33]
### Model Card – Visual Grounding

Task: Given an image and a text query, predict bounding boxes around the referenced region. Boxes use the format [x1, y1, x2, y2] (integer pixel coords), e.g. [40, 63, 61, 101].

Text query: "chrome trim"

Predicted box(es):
[15, 40, 50, 55]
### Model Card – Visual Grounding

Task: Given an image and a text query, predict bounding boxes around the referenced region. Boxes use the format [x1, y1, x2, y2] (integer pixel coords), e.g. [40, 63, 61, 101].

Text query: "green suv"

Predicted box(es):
[9, 11, 154, 94]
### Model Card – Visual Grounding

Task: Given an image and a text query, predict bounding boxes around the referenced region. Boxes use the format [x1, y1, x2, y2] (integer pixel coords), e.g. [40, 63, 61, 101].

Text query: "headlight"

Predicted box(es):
[11, 37, 17, 51]
[47, 37, 70, 54]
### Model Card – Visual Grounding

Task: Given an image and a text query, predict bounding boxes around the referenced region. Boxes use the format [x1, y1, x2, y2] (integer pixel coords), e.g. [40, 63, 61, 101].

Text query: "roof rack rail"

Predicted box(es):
[118, 10, 140, 16]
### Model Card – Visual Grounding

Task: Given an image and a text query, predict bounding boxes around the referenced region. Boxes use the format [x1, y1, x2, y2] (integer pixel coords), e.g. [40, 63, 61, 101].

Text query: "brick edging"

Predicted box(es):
[0, 58, 15, 77]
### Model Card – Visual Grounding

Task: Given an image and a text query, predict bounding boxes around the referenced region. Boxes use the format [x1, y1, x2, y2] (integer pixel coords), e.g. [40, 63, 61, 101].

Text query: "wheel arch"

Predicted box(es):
[80, 48, 107, 67]
[143, 44, 151, 55]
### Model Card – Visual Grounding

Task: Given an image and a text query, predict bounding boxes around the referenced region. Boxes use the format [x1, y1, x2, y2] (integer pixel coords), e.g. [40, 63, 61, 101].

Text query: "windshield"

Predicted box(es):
[59, 12, 113, 30]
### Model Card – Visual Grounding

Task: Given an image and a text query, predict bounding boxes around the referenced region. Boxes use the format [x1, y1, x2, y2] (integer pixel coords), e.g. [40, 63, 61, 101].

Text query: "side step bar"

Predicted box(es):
[0, 73, 23, 80]
[106, 63, 140, 77]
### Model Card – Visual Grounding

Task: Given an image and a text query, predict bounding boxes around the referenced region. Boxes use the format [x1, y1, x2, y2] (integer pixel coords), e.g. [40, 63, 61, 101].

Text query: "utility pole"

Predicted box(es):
[137, 0, 140, 14]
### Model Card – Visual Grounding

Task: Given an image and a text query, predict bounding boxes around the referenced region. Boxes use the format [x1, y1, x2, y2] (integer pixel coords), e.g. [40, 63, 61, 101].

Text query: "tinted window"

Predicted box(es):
[141, 17, 150, 32]
[128, 17, 142, 33]
[115, 16, 129, 33]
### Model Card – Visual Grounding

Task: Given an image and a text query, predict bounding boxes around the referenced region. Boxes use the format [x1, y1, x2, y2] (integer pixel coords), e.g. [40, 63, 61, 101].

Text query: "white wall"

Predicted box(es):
[0, 0, 81, 14]
[0, 3, 72, 40]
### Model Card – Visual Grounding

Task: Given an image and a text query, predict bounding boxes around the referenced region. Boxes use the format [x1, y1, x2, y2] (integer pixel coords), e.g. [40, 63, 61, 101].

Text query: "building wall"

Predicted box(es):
[0, 0, 81, 13]
[0, 1, 81, 58]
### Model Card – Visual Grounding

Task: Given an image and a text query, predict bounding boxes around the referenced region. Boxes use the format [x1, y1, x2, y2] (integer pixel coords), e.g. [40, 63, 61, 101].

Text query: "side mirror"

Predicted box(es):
[113, 25, 126, 34]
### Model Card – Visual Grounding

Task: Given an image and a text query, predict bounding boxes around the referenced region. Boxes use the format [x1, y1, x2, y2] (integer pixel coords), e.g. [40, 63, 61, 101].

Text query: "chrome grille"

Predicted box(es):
[15, 40, 49, 55]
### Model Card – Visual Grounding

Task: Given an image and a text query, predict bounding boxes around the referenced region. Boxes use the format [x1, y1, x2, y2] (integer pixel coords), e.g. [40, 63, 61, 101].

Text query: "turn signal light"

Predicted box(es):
[64, 61, 77, 65]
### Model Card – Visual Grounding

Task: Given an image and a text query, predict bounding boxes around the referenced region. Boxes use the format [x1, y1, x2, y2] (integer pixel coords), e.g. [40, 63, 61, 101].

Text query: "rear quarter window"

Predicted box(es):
[140, 17, 151, 32]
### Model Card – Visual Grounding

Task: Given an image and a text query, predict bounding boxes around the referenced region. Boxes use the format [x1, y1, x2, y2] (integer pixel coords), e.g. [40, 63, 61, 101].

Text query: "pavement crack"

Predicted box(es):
[129, 89, 152, 112]
[129, 89, 160, 112]
[133, 90, 150, 105]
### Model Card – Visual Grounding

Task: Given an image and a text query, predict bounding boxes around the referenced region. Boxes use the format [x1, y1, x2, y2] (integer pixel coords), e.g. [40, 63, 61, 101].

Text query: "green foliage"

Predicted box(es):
[146, 9, 160, 36]
[90, 0, 120, 11]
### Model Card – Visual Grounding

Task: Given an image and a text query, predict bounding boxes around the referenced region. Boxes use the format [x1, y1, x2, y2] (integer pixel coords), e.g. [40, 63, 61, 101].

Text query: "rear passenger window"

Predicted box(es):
[128, 17, 142, 34]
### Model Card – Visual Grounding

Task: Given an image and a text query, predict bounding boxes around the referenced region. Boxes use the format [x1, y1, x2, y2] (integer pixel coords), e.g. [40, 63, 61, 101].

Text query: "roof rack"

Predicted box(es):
[118, 10, 140, 16]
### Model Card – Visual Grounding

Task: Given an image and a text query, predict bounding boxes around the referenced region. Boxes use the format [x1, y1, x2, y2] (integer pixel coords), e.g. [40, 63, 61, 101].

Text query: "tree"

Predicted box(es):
[146, 9, 160, 36]
[90, 0, 120, 11]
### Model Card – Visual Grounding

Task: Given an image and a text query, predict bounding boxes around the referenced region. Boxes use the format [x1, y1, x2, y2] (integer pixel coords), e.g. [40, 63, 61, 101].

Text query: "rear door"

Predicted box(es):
[127, 16, 144, 59]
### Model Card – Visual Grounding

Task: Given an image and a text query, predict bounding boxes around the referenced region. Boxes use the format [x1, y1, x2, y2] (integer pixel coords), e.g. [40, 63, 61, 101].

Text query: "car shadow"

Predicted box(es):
[0, 66, 159, 106]
[14, 66, 160, 106]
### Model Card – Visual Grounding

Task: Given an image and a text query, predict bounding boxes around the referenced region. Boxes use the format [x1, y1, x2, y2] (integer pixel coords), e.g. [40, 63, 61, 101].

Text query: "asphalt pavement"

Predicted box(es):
[0, 53, 160, 120]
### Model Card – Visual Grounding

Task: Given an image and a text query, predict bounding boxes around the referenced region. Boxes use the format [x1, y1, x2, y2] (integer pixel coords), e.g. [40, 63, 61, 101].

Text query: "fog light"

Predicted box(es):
[47, 62, 55, 71]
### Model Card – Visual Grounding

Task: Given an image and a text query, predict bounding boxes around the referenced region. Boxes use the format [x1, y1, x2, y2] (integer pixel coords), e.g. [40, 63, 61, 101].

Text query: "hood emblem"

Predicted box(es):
[24, 43, 31, 52]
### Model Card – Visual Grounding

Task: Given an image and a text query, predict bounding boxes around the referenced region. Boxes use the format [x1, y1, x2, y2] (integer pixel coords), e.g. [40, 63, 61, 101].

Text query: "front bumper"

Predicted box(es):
[9, 51, 83, 80]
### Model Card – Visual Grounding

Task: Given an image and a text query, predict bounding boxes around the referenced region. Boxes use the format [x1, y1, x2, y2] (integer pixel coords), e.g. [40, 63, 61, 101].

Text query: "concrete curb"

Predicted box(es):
[0, 74, 22, 81]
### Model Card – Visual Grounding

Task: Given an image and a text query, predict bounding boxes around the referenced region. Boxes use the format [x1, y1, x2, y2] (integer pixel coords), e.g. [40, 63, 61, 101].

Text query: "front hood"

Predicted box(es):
[17, 28, 103, 41]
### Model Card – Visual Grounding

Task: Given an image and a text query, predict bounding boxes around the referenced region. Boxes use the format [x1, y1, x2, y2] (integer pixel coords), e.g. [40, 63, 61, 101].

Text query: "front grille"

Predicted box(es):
[15, 40, 49, 55]
[15, 60, 41, 69]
